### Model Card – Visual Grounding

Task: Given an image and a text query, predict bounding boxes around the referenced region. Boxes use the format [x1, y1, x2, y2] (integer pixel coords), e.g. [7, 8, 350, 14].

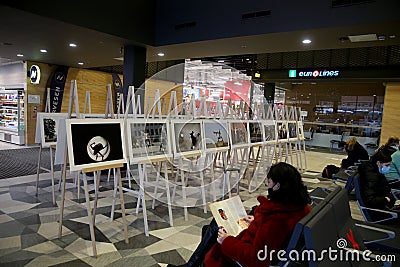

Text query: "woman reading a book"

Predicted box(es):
[166, 162, 311, 267]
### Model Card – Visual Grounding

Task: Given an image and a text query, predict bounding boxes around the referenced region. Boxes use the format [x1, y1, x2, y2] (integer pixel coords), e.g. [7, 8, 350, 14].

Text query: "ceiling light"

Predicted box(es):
[40, 49, 47, 53]
[69, 43, 77, 47]
[377, 35, 385, 41]
[78, 62, 84, 65]
[217, 60, 224, 63]
[348, 34, 377, 42]
[302, 39, 312, 44]
[16, 54, 23, 57]
[389, 35, 396, 39]
[157, 52, 165, 56]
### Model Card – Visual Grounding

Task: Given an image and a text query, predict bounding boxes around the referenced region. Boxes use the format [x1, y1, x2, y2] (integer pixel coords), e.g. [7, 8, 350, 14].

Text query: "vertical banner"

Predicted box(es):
[112, 73, 123, 113]
[47, 66, 69, 113]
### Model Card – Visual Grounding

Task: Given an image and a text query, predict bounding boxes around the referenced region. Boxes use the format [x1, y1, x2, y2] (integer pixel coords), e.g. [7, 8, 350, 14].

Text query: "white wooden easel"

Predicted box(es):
[35, 89, 57, 205]
[58, 80, 129, 257]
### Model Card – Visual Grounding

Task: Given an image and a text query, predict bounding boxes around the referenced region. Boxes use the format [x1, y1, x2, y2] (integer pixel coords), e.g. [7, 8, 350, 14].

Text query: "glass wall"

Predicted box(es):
[284, 82, 384, 138]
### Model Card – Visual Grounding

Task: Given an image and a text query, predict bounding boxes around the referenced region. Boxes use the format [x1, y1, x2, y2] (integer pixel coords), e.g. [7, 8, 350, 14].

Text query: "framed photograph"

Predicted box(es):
[248, 121, 263, 146]
[229, 121, 249, 148]
[277, 121, 288, 140]
[171, 119, 203, 156]
[66, 118, 127, 172]
[203, 119, 229, 151]
[36, 112, 69, 147]
[263, 121, 277, 144]
[297, 121, 304, 139]
[126, 118, 171, 164]
[288, 121, 298, 140]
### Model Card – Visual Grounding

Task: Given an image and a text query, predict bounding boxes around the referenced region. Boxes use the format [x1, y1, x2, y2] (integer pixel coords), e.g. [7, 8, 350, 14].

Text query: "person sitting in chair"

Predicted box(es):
[166, 162, 311, 267]
[358, 150, 397, 212]
[339, 137, 369, 169]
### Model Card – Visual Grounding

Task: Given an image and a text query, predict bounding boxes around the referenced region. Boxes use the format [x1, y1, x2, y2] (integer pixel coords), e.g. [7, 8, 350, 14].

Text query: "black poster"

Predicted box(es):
[47, 66, 69, 113]
[70, 123, 124, 166]
[112, 73, 123, 113]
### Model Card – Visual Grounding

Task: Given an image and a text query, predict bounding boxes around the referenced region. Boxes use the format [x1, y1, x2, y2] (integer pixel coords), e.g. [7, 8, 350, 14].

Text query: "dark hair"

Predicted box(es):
[267, 162, 310, 206]
[371, 150, 391, 164]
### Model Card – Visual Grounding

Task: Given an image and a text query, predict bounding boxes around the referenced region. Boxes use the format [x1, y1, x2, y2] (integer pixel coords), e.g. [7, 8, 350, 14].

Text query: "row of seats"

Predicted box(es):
[277, 186, 399, 267]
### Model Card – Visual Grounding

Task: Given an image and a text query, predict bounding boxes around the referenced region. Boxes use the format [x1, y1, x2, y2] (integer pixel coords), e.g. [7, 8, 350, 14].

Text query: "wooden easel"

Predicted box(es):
[35, 88, 57, 205]
[57, 80, 129, 257]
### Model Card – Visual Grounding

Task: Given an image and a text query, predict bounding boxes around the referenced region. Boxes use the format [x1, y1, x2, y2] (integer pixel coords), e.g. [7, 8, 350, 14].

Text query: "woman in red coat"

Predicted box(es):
[167, 162, 311, 267]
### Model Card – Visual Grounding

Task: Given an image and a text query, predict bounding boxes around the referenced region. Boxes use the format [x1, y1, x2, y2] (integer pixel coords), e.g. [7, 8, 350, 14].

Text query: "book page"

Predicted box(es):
[209, 195, 248, 236]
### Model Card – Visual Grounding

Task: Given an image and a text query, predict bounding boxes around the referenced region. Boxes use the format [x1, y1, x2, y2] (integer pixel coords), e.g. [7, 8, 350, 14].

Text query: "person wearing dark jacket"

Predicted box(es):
[166, 162, 311, 267]
[357, 150, 396, 210]
[339, 137, 369, 169]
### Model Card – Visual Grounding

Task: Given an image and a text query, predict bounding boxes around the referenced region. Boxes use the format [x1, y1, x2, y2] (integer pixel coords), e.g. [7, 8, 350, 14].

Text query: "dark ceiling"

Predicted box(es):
[1, 1, 400, 73]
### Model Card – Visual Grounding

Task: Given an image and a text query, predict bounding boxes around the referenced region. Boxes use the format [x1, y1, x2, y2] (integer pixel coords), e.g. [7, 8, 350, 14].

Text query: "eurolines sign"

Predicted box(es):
[288, 69, 340, 78]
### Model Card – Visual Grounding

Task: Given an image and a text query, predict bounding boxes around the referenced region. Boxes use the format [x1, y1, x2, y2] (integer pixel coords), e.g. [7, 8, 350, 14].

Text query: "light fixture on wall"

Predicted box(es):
[302, 39, 312, 44]
[157, 52, 165, 56]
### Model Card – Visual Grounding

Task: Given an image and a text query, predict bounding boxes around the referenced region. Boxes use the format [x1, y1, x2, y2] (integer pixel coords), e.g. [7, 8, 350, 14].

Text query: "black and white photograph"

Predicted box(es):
[263, 121, 277, 143]
[37, 112, 68, 147]
[127, 119, 171, 163]
[172, 120, 203, 155]
[229, 121, 249, 148]
[288, 121, 298, 139]
[66, 119, 126, 171]
[248, 122, 263, 145]
[203, 120, 229, 150]
[277, 121, 288, 140]
[297, 121, 304, 139]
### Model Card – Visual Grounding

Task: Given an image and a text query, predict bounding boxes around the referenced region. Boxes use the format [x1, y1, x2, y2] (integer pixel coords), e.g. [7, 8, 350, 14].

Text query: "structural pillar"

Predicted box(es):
[123, 45, 146, 113]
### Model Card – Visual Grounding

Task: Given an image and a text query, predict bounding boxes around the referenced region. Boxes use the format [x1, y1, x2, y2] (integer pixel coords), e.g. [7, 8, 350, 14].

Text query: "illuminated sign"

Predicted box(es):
[288, 69, 340, 78]
[30, 65, 41, 84]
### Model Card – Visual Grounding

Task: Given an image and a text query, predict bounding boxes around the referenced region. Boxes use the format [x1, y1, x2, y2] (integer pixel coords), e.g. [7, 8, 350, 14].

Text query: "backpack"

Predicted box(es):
[322, 164, 340, 179]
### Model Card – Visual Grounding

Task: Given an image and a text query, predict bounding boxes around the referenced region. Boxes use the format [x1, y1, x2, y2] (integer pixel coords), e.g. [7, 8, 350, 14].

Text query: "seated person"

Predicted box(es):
[166, 162, 311, 267]
[339, 137, 369, 169]
[384, 146, 400, 189]
[375, 136, 399, 156]
[357, 150, 397, 213]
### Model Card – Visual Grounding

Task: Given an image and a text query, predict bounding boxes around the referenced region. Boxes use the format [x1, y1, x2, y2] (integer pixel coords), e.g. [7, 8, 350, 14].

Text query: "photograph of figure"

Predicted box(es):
[248, 122, 263, 144]
[203, 121, 229, 150]
[263, 122, 277, 142]
[173, 121, 203, 154]
[66, 119, 126, 171]
[229, 122, 249, 147]
[129, 121, 169, 160]
[288, 121, 298, 139]
[43, 118, 57, 143]
[277, 121, 288, 140]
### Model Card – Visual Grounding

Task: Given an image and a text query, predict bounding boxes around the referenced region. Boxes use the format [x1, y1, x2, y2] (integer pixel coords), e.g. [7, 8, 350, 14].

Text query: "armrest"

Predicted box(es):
[357, 202, 398, 224]
[354, 223, 395, 244]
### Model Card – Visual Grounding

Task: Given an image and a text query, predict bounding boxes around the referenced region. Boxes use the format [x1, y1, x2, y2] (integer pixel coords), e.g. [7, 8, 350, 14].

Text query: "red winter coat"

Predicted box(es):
[204, 196, 311, 267]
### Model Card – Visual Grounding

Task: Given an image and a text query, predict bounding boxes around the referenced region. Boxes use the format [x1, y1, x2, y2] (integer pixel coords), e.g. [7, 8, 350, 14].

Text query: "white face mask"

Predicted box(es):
[391, 145, 399, 150]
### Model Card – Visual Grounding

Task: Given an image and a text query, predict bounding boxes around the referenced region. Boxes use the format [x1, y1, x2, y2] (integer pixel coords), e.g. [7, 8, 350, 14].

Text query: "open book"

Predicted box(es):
[209, 195, 249, 236]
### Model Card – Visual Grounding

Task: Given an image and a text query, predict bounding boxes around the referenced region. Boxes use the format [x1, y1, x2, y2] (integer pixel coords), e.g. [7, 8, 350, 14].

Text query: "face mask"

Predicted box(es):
[391, 145, 398, 150]
[267, 188, 275, 197]
[379, 165, 390, 174]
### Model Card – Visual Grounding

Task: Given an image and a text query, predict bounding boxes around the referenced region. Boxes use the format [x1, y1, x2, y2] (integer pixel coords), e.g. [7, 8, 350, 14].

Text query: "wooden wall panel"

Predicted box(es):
[25, 62, 120, 145]
[380, 82, 400, 146]
[144, 79, 183, 115]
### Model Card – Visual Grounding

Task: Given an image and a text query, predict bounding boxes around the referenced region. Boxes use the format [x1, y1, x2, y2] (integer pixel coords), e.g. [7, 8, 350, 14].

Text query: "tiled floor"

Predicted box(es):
[0, 145, 364, 267]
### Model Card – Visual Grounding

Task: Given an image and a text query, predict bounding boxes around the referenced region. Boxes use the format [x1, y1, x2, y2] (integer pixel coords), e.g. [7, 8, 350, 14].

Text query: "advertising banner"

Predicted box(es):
[47, 66, 69, 113]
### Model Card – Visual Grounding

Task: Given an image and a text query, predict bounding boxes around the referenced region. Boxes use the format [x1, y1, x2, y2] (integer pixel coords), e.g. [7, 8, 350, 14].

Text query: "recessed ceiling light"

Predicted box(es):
[78, 62, 84, 65]
[302, 39, 312, 44]
[69, 43, 77, 47]
[16, 54, 23, 57]
[40, 49, 47, 53]
[217, 60, 224, 63]
[157, 52, 165, 56]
